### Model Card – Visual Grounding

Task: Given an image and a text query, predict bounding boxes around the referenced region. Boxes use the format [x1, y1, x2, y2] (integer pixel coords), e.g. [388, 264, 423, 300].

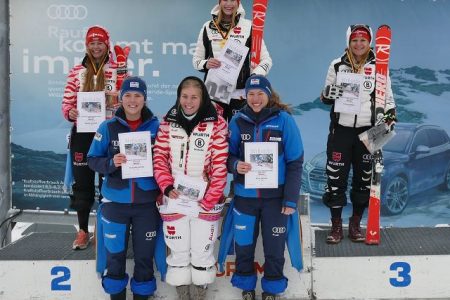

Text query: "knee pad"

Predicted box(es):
[350, 190, 369, 207]
[102, 274, 129, 295]
[191, 265, 216, 285]
[166, 266, 192, 286]
[130, 277, 156, 296]
[261, 276, 288, 294]
[231, 273, 257, 291]
[322, 192, 347, 208]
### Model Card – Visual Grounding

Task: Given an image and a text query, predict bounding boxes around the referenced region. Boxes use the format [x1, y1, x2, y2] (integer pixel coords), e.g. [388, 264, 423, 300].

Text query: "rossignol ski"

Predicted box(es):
[251, 0, 268, 65]
[365, 25, 392, 245]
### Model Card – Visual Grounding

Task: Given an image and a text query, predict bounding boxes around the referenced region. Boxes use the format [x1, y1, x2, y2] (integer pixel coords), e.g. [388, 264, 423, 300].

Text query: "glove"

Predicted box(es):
[112, 45, 131, 91]
[322, 84, 344, 101]
[383, 108, 397, 132]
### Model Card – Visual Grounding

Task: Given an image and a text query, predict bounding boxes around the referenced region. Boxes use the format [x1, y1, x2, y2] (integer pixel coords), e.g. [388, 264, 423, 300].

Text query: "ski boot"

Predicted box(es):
[262, 292, 280, 300]
[348, 215, 365, 242]
[176, 285, 190, 300]
[110, 289, 126, 300]
[242, 290, 256, 300]
[192, 284, 208, 300]
[326, 218, 343, 244]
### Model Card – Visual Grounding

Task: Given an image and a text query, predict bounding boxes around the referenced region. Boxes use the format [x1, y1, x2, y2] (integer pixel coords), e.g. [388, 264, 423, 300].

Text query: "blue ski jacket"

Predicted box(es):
[87, 106, 160, 204]
[227, 106, 304, 208]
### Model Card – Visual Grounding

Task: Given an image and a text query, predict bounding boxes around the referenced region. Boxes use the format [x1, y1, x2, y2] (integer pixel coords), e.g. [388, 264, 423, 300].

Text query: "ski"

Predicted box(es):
[365, 25, 392, 245]
[250, 0, 268, 65]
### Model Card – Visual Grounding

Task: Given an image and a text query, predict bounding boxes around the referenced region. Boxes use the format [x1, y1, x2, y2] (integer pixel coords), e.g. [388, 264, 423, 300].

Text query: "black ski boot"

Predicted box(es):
[110, 289, 126, 300]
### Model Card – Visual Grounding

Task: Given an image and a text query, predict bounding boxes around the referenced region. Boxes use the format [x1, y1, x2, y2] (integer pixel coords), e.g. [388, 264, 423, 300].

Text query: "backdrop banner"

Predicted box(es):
[10, 0, 450, 226]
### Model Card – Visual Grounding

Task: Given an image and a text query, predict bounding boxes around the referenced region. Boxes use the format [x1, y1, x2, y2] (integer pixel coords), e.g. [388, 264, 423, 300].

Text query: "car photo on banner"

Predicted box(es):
[301, 123, 450, 215]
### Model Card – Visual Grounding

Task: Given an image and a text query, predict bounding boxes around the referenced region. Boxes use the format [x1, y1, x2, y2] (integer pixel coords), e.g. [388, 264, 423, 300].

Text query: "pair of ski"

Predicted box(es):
[363, 25, 392, 245]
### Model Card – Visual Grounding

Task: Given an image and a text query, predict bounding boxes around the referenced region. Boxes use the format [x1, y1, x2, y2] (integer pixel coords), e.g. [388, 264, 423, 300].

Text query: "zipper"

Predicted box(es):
[179, 143, 185, 168]
[131, 179, 135, 203]
[184, 141, 190, 175]
[255, 124, 261, 198]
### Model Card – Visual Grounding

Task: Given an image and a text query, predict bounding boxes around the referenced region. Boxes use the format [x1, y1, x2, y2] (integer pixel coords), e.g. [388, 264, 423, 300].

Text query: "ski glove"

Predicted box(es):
[384, 108, 397, 132]
[112, 45, 131, 91]
[322, 84, 344, 101]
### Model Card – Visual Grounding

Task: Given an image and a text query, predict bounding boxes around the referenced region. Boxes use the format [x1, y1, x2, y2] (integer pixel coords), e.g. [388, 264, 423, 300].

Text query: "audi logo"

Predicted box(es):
[241, 134, 251, 141]
[272, 227, 286, 234]
[362, 154, 373, 160]
[47, 5, 88, 20]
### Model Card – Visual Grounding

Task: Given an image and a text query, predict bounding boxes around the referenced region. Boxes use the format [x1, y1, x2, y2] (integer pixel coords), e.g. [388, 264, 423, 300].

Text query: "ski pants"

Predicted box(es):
[322, 124, 372, 208]
[101, 201, 159, 296]
[69, 126, 102, 211]
[231, 196, 288, 295]
[163, 215, 219, 286]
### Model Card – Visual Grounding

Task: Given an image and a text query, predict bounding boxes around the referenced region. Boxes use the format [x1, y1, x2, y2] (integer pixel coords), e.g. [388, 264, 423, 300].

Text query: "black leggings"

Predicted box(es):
[69, 126, 102, 211]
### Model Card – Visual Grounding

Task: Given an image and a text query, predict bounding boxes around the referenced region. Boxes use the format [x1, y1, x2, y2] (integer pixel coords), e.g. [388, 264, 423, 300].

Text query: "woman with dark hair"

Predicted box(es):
[320, 24, 396, 244]
[226, 75, 304, 300]
[153, 76, 228, 300]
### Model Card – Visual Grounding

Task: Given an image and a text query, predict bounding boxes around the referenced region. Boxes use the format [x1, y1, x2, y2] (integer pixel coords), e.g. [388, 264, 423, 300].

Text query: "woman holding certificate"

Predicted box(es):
[320, 24, 396, 244]
[192, 0, 272, 122]
[153, 76, 228, 300]
[226, 75, 304, 300]
[62, 25, 119, 250]
[87, 77, 161, 300]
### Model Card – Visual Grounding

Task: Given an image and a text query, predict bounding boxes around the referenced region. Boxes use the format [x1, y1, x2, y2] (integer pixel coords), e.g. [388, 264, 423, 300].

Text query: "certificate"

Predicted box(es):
[204, 39, 249, 104]
[215, 39, 249, 84]
[76, 92, 106, 133]
[334, 72, 364, 114]
[165, 174, 207, 217]
[359, 123, 396, 154]
[118, 131, 153, 179]
[244, 142, 278, 189]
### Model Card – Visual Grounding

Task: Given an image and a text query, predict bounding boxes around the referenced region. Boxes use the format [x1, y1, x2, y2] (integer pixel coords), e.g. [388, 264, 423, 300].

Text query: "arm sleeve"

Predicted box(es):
[320, 61, 337, 105]
[152, 121, 175, 194]
[200, 118, 229, 211]
[192, 25, 209, 72]
[62, 67, 81, 121]
[226, 116, 241, 175]
[251, 39, 272, 76]
[87, 122, 118, 175]
[282, 114, 304, 208]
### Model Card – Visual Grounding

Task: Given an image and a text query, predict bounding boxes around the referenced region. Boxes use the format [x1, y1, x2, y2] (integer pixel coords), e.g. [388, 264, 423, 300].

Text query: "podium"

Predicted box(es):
[311, 226, 450, 299]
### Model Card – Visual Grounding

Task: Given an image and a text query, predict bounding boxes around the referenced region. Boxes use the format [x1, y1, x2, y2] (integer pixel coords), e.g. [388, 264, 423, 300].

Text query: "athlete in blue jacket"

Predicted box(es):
[226, 75, 304, 300]
[87, 77, 161, 300]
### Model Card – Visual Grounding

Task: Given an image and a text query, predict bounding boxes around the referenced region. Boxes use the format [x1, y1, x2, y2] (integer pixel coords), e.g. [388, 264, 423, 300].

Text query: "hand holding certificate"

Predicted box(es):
[204, 39, 249, 104]
[244, 142, 278, 189]
[165, 174, 207, 217]
[76, 91, 106, 133]
[118, 131, 153, 179]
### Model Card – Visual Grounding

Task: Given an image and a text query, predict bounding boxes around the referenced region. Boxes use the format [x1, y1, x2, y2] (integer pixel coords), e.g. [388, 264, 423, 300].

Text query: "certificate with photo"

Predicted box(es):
[244, 142, 278, 189]
[334, 72, 364, 114]
[76, 91, 106, 133]
[166, 174, 208, 217]
[118, 131, 153, 179]
[215, 39, 249, 85]
[204, 39, 249, 104]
